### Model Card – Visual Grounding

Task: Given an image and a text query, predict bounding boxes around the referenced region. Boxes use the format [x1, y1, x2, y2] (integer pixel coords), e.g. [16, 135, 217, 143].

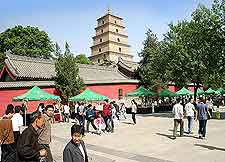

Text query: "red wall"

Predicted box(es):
[0, 87, 59, 116]
[87, 83, 138, 99]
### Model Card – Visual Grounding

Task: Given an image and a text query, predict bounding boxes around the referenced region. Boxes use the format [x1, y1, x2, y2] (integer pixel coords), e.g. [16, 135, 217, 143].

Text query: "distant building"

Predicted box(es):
[89, 8, 133, 64]
[0, 53, 138, 115]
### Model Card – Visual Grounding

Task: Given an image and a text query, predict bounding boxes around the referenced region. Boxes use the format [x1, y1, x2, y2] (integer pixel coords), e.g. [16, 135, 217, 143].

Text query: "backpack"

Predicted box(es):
[86, 108, 95, 120]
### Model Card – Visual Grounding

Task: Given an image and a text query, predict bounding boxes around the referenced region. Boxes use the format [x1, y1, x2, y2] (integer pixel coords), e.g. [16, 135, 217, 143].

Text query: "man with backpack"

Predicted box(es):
[85, 104, 97, 133]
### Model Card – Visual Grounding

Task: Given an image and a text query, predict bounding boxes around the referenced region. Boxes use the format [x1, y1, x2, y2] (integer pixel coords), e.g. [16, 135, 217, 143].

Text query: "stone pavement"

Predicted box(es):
[1, 113, 224, 162]
[50, 114, 225, 162]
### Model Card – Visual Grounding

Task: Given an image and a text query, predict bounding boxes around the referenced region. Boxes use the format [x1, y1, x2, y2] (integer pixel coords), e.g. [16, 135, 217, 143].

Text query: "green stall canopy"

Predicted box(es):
[196, 88, 205, 95]
[159, 89, 176, 97]
[126, 86, 156, 97]
[13, 86, 61, 101]
[205, 88, 216, 95]
[69, 89, 108, 101]
[176, 87, 193, 96]
[216, 88, 225, 95]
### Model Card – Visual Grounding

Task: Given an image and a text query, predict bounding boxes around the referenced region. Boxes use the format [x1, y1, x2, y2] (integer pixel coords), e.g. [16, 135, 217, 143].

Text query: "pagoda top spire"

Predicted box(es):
[107, 6, 112, 14]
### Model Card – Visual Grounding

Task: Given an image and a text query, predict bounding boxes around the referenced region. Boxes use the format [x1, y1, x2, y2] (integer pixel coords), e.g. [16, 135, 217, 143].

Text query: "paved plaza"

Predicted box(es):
[50, 113, 225, 162]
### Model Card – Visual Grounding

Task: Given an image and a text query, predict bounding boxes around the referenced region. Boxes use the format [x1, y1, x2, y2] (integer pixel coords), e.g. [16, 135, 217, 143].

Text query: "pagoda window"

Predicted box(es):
[99, 48, 102, 52]
[117, 38, 120, 42]
[98, 59, 100, 63]
[119, 48, 121, 52]
[102, 20, 104, 24]
[101, 29, 104, 33]
[115, 20, 117, 24]
[116, 29, 118, 32]
[100, 38, 102, 42]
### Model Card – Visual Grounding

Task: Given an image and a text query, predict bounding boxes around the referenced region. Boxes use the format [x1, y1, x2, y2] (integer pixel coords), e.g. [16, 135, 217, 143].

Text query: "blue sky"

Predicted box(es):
[0, 0, 212, 61]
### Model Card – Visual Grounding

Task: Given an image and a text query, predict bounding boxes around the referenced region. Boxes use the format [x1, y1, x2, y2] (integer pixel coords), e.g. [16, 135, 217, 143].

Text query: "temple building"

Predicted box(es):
[0, 53, 139, 115]
[89, 8, 133, 64]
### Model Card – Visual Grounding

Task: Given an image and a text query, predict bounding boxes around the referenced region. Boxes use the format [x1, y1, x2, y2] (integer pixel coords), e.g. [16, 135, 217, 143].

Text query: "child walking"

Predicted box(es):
[95, 112, 105, 135]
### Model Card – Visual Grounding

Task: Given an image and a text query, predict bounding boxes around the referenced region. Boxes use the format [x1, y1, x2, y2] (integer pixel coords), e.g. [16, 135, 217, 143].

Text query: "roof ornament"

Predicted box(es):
[107, 5, 112, 15]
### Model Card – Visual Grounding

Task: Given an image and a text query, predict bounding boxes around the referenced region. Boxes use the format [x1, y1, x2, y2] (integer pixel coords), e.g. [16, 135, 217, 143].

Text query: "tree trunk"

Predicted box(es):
[194, 82, 200, 102]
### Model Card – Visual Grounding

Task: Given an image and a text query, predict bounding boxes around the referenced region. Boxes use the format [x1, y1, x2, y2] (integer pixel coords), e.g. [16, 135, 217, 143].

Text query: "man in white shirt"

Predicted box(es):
[185, 98, 196, 134]
[64, 103, 70, 123]
[172, 98, 184, 139]
[11, 105, 23, 143]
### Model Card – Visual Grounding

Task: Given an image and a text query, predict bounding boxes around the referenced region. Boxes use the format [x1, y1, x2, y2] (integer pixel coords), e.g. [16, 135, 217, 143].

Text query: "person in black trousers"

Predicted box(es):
[131, 99, 137, 124]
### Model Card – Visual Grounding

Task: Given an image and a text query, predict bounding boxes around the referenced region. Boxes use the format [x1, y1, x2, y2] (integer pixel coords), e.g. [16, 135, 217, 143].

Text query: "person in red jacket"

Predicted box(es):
[103, 99, 114, 133]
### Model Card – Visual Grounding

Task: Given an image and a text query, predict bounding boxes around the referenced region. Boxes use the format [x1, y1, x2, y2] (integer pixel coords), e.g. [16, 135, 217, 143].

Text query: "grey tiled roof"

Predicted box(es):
[5, 53, 56, 80]
[4, 53, 138, 85]
[0, 81, 55, 89]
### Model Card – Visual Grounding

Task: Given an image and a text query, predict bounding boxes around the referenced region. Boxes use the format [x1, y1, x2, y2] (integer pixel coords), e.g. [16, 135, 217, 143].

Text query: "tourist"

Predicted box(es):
[37, 106, 54, 162]
[196, 97, 211, 139]
[119, 102, 127, 119]
[103, 99, 114, 133]
[184, 98, 195, 134]
[172, 98, 184, 139]
[63, 124, 89, 162]
[77, 102, 86, 136]
[85, 104, 97, 133]
[11, 105, 23, 144]
[131, 99, 137, 125]
[38, 103, 45, 113]
[64, 103, 70, 123]
[95, 112, 105, 135]
[17, 111, 47, 162]
[0, 104, 16, 162]
[206, 98, 213, 117]
[112, 101, 120, 120]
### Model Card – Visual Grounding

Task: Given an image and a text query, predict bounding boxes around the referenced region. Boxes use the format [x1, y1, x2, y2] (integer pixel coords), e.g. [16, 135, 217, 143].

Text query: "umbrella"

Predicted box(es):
[205, 88, 216, 95]
[13, 86, 60, 126]
[126, 86, 156, 97]
[69, 89, 108, 101]
[13, 86, 61, 101]
[176, 87, 193, 96]
[216, 88, 225, 95]
[159, 89, 176, 97]
[196, 88, 205, 95]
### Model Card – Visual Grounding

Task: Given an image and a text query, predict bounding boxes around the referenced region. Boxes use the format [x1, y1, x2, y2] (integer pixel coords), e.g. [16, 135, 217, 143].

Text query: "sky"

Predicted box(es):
[0, 0, 213, 61]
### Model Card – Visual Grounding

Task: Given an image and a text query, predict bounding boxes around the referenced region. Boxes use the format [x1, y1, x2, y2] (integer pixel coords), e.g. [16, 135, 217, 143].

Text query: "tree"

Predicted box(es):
[75, 54, 92, 64]
[55, 48, 85, 101]
[163, 0, 225, 99]
[138, 0, 225, 100]
[0, 52, 5, 70]
[138, 29, 171, 90]
[0, 25, 53, 58]
[64, 42, 71, 56]
[54, 42, 62, 57]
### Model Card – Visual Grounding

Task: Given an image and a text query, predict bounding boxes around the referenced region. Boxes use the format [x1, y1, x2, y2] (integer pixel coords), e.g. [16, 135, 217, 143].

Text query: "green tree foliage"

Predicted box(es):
[0, 25, 53, 58]
[55, 44, 85, 100]
[54, 42, 62, 57]
[0, 52, 5, 70]
[75, 54, 92, 64]
[64, 42, 70, 56]
[138, 0, 225, 99]
[138, 29, 171, 90]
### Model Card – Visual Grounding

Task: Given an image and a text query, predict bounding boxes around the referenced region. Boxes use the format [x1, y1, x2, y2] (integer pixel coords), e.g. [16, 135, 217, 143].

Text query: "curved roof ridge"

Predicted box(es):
[78, 64, 117, 72]
[6, 53, 55, 64]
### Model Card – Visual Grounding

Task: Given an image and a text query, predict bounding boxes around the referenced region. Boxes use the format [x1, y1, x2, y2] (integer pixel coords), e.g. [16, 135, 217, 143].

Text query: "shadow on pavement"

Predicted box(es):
[156, 133, 175, 140]
[122, 121, 134, 125]
[195, 144, 225, 151]
[139, 113, 173, 118]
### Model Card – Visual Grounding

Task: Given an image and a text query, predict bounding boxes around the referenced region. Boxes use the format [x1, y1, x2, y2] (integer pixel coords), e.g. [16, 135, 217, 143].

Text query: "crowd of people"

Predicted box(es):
[0, 98, 138, 162]
[0, 95, 217, 161]
[0, 103, 55, 162]
[172, 97, 212, 139]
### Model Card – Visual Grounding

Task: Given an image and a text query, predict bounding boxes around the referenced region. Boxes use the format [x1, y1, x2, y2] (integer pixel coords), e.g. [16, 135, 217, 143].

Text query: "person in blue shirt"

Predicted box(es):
[196, 97, 212, 139]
